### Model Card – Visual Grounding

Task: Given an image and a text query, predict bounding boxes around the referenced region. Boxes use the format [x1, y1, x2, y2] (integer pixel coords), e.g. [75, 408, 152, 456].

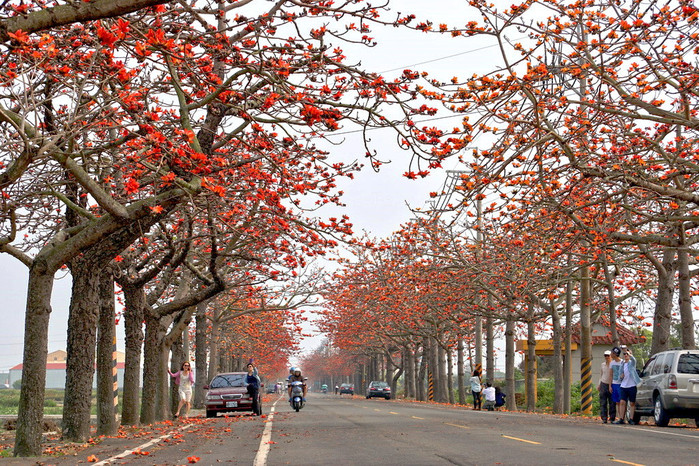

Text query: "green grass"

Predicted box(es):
[0, 389, 121, 416]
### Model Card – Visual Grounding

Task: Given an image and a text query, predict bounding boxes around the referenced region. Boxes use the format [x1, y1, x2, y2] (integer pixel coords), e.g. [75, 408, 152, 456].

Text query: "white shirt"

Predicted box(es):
[483, 386, 496, 402]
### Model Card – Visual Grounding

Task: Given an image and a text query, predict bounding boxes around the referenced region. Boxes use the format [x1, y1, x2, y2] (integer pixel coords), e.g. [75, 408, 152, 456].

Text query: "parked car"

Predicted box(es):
[633, 349, 699, 427]
[339, 383, 354, 395]
[204, 372, 262, 418]
[366, 381, 391, 399]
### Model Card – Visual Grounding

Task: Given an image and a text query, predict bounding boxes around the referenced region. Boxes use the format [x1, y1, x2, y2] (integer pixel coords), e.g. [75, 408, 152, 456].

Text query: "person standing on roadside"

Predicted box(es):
[610, 346, 623, 419]
[614, 347, 641, 425]
[598, 350, 615, 423]
[168, 361, 194, 419]
[470, 369, 482, 410]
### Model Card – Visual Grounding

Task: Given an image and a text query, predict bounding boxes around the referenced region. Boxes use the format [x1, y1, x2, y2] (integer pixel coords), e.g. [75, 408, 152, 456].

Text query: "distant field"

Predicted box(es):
[0, 389, 117, 416]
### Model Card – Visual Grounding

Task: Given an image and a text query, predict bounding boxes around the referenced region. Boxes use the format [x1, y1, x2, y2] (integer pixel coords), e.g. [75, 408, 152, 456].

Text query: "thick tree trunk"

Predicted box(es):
[417, 338, 427, 401]
[62, 259, 101, 442]
[526, 319, 537, 412]
[677, 246, 696, 349]
[405, 346, 415, 399]
[474, 316, 482, 368]
[194, 301, 208, 408]
[457, 338, 465, 405]
[140, 313, 161, 424]
[650, 247, 676, 355]
[602, 255, 619, 346]
[436, 342, 448, 403]
[96, 270, 117, 436]
[170, 334, 185, 416]
[14, 268, 54, 457]
[551, 300, 564, 414]
[505, 319, 516, 411]
[447, 347, 455, 404]
[155, 315, 173, 421]
[121, 285, 145, 426]
[486, 314, 494, 383]
[563, 280, 573, 414]
[208, 319, 220, 382]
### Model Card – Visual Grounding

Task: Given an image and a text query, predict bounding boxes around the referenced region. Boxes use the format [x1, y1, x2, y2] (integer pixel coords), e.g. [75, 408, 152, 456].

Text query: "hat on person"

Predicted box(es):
[604, 350, 611, 356]
[612, 347, 621, 356]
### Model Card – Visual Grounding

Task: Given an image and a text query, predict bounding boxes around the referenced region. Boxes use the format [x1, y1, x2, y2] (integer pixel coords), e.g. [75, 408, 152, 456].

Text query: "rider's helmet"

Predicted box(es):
[293, 367, 301, 376]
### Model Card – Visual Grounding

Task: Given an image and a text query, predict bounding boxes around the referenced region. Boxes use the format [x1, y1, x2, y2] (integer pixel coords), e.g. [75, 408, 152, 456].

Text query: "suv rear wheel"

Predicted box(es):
[653, 396, 670, 427]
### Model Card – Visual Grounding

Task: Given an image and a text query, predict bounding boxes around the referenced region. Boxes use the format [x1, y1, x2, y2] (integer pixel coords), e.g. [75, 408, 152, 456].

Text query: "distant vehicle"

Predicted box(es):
[204, 372, 262, 418]
[321, 384, 328, 394]
[633, 349, 699, 427]
[289, 380, 305, 412]
[339, 383, 354, 395]
[366, 381, 391, 400]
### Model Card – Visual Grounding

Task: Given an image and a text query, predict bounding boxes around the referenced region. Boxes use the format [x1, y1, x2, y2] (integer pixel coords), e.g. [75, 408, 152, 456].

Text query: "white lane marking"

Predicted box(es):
[94, 424, 193, 465]
[253, 398, 281, 466]
[625, 425, 699, 439]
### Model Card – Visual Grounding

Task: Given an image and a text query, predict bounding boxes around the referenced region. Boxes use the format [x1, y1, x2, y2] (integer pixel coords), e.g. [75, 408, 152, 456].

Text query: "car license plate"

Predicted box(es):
[226, 401, 238, 408]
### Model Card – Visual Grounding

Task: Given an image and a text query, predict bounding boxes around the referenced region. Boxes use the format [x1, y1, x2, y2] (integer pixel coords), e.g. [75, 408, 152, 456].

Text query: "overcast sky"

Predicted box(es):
[0, 0, 503, 372]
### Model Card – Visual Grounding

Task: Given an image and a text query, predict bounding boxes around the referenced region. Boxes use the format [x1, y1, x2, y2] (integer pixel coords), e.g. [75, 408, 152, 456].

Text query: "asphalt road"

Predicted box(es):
[5, 393, 698, 465]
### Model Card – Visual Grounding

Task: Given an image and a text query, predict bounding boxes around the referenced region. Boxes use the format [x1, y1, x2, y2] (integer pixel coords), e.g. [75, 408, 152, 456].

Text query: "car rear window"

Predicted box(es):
[677, 354, 699, 374]
[210, 374, 246, 388]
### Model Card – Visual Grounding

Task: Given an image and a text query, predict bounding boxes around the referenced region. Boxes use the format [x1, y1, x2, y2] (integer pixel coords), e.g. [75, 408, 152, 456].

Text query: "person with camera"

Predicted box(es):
[613, 347, 641, 424]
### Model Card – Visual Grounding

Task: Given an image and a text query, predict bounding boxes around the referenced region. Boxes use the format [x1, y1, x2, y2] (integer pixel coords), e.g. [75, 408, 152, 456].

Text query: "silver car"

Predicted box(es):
[633, 349, 699, 427]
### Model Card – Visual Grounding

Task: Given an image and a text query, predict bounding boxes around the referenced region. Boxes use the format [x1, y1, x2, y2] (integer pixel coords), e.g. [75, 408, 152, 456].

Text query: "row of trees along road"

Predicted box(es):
[0, 1, 462, 457]
[315, 0, 699, 414]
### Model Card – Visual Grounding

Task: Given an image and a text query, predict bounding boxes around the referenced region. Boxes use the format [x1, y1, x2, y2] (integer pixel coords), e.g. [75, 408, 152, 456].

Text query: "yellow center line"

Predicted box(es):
[389, 411, 399, 414]
[611, 460, 644, 466]
[412, 416, 424, 420]
[373, 408, 381, 412]
[444, 422, 470, 429]
[501, 435, 541, 445]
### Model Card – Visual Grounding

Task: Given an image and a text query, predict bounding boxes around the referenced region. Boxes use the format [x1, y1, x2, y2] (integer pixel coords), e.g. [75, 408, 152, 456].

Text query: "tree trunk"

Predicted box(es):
[194, 301, 209, 408]
[457, 338, 465, 405]
[505, 319, 516, 411]
[563, 279, 573, 414]
[677, 246, 696, 349]
[436, 342, 448, 403]
[447, 347, 455, 404]
[417, 338, 427, 401]
[486, 313, 494, 383]
[121, 285, 145, 426]
[96, 270, 117, 436]
[170, 333, 185, 416]
[208, 318, 221, 382]
[650, 246, 676, 355]
[14, 268, 54, 457]
[551, 299, 564, 414]
[602, 254, 619, 346]
[62, 259, 101, 442]
[140, 312, 161, 424]
[474, 316, 482, 368]
[526, 319, 537, 412]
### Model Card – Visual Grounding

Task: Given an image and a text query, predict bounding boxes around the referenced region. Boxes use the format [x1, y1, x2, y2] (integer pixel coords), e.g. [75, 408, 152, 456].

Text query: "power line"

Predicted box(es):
[380, 41, 503, 74]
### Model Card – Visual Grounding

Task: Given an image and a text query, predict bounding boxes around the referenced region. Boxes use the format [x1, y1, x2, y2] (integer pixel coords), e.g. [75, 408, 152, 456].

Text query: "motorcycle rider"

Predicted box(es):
[288, 367, 307, 402]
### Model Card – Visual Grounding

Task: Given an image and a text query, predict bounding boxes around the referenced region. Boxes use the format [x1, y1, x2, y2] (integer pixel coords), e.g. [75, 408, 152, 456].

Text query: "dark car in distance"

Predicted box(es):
[366, 381, 391, 399]
[339, 383, 354, 395]
[204, 372, 262, 417]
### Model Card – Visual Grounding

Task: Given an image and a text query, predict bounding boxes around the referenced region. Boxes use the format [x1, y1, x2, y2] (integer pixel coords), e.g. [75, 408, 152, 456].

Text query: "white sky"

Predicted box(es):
[0, 0, 505, 372]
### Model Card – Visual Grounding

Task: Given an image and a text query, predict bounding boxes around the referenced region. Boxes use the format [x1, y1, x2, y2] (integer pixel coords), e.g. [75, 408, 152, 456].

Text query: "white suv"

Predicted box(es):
[633, 349, 699, 427]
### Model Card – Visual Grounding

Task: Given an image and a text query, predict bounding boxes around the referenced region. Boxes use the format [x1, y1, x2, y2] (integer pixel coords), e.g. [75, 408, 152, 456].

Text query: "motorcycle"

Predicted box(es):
[321, 384, 328, 394]
[289, 380, 305, 412]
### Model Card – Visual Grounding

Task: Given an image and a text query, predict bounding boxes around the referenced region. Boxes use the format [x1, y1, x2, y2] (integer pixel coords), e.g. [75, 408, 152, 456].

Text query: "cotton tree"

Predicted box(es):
[408, 0, 699, 353]
[1, 0, 463, 455]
